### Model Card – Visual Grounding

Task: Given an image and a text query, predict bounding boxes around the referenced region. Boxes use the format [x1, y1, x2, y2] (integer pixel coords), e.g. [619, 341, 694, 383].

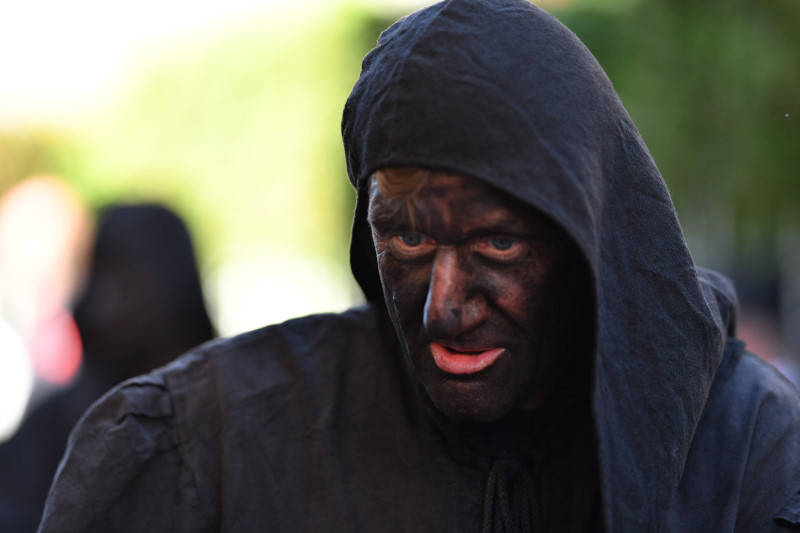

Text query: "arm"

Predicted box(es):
[38, 375, 213, 533]
[735, 355, 800, 532]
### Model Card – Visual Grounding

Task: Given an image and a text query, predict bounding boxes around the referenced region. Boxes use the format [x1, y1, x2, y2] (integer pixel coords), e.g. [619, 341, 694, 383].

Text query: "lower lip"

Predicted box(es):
[430, 343, 505, 375]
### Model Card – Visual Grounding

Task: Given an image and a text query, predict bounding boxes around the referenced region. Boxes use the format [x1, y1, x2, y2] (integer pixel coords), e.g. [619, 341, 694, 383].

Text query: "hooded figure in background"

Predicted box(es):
[38, 1, 800, 532]
[0, 204, 214, 533]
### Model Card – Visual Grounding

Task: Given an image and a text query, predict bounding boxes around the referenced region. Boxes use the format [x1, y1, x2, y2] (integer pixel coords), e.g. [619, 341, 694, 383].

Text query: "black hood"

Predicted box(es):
[342, 0, 727, 530]
[73, 203, 214, 381]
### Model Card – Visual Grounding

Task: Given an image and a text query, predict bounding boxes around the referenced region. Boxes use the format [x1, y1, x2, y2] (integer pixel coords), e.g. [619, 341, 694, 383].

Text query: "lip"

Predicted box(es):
[429, 342, 505, 375]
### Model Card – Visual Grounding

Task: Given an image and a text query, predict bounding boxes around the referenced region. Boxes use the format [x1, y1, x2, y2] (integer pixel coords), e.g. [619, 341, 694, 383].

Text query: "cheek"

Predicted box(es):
[492, 277, 533, 322]
[376, 258, 430, 320]
[490, 262, 558, 323]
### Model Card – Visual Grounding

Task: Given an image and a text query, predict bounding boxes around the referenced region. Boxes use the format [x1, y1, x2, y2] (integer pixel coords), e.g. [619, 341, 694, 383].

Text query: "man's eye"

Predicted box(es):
[488, 237, 516, 250]
[399, 233, 424, 246]
[473, 236, 526, 261]
[390, 233, 435, 259]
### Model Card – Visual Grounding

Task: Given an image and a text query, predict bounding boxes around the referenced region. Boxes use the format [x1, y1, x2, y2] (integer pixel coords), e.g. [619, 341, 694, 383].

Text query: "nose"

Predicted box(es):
[422, 247, 488, 339]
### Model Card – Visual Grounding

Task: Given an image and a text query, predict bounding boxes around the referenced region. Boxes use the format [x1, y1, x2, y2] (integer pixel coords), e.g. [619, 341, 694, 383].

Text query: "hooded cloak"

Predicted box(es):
[341, 0, 791, 529]
[38, 1, 800, 532]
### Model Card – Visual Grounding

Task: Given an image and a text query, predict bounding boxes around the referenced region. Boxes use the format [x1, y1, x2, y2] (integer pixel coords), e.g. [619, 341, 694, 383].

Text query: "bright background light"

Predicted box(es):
[0, 0, 325, 125]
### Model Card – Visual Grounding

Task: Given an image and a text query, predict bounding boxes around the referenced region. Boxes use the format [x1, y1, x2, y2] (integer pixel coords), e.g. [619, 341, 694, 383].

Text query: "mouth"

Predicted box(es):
[429, 342, 505, 375]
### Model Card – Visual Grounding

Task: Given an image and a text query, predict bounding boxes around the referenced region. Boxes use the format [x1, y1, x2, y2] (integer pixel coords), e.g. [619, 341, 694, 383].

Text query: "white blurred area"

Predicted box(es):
[211, 252, 356, 336]
[0, 177, 90, 441]
[0, 0, 314, 125]
[0, 0, 438, 126]
[0, 321, 32, 441]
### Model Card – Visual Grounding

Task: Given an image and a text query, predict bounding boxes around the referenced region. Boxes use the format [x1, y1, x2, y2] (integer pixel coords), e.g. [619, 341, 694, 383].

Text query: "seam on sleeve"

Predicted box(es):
[164, 349, 219, 530]
[776, 490, 800, 526]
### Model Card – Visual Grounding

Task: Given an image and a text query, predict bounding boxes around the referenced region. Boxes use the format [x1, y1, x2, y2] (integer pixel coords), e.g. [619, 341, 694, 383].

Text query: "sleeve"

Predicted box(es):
[734, 357, 800, 532]
[37, 374, 214, 533]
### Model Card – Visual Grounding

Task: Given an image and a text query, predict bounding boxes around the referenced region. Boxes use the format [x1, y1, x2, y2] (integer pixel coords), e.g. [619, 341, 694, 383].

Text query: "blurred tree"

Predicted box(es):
[560, 0, 800, 259]
[0, 130, 69, 194]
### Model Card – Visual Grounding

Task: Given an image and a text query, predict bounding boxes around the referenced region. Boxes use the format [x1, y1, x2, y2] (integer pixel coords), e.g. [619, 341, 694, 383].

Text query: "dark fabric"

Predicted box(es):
[73, 203, 215, 381]
[0, 372, 109, 533]
[38, 307, 800, 533]
[776, 491, 800, 526]
[37, 1, 800, 532]
[0, 203, 213, 533]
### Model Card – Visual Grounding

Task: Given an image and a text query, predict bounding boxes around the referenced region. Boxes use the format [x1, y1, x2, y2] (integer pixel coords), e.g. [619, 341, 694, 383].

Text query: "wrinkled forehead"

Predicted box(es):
[366, 168, 566, 240]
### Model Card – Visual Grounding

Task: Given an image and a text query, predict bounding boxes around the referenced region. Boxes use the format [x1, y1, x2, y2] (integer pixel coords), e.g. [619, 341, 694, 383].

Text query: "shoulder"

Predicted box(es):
[676, 340, 800, 531]
[175, 304, 381, 369]
[41, 305, 389, 532]
[160, 304, 386, 413]
[116, 303, 388, 446]
[164, 304, 398, 521]
[122, 303, 384, 427]
[156, 304, 393, 479]
[704, 341, 800, 450]
[716, 341, 799, 406]
[207, 303, 382, 370]
[39, 369, 204, 532]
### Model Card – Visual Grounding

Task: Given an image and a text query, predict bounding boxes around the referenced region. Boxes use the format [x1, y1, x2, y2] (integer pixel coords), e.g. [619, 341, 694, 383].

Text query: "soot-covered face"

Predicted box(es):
[368, 170, 576, 422]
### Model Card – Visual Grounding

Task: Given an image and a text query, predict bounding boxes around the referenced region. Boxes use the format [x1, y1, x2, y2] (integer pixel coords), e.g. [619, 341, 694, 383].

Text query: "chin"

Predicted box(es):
[426, 381, 516, 422]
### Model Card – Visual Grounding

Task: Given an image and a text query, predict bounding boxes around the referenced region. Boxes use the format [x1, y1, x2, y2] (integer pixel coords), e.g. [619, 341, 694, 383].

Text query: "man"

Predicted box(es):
[39, 0, 800, 531]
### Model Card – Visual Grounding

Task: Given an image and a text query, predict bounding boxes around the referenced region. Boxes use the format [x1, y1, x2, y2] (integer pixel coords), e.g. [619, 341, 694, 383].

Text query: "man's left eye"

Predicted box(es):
[488, 237, 516, 250]
[473, 236, 525, 261]
[398, 233, 424, 246]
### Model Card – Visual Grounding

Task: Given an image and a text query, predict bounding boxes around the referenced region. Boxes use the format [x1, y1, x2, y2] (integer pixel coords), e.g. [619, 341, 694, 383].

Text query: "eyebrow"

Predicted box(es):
[368, 202, 543, 238]
[367, 200, 410, 230]
[367, 180, 563, 239]
[457, 215, 543, 240]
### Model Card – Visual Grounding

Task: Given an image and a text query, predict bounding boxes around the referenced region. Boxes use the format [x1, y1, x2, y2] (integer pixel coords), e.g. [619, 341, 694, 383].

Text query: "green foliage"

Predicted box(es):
[0, 129, 72, 191]
[560, 0, 800, 254]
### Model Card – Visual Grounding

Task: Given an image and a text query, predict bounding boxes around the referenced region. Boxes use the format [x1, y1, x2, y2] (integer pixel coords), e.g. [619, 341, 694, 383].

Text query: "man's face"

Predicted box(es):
[368, 170, 576, 422]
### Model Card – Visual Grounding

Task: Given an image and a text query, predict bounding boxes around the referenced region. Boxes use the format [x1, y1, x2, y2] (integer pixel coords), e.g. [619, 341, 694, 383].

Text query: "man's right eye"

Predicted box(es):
[390, 233, 435, 259]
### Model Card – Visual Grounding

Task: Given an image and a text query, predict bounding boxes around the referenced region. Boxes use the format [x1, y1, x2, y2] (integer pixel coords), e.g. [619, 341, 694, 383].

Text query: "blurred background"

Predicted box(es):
[0, 0, 798, 443]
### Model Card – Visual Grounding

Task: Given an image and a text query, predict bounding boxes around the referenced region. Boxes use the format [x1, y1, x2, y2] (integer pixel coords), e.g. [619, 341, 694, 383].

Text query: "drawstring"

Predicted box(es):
[481, 457, 539, 533]
[519, 467, 537, 532]
[481, 462, 502, 533]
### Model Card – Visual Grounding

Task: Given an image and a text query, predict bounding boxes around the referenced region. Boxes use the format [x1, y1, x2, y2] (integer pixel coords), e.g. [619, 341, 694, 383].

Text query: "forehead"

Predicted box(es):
[369, 172, 516, 216]
[367, 170, 559, 236]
